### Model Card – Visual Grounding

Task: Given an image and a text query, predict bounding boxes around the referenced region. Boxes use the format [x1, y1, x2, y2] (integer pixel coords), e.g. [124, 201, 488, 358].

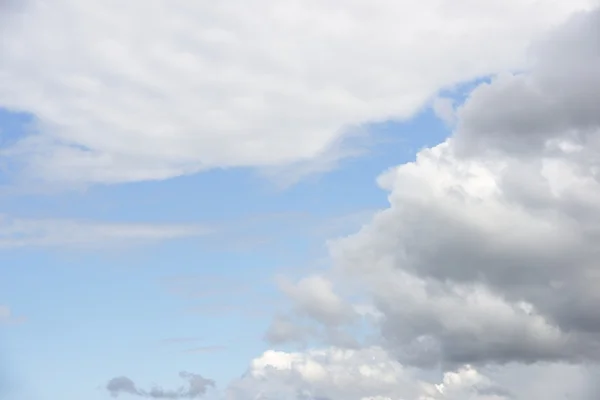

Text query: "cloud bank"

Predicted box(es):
[0, 0, 595, 184]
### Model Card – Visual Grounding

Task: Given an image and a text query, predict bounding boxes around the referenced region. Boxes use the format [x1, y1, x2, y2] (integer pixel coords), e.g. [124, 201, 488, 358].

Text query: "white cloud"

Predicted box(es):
[228, 346, 598, 400]
[228, 347, 600, 400]
[261, 6, 600, 398]
[0, 215, 208, 248]
[228, 346, 433, 400]
[0, 0, 595, 184]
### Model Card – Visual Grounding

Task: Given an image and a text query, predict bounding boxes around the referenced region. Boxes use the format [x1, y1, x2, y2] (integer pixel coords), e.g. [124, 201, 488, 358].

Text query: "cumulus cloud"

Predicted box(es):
[228, 346, 525, 400]
[259, 5, 600, 399]
[0, 215, 209, 248]
[106, 372, 214, 399]
[0, 0, 596, 184]
[280, 4, 600, 368]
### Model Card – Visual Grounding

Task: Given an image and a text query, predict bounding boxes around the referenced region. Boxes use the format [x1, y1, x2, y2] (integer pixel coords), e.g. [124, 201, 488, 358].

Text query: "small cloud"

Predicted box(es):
[106, 372, 214, 399]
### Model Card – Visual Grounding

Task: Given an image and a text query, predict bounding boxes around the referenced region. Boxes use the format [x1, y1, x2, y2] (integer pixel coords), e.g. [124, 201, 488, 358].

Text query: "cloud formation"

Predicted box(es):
[256, 5, 600, 399]
[296, 4, 600, 368]
[0, 0, 595, 184]
[106, 372, 214, 399]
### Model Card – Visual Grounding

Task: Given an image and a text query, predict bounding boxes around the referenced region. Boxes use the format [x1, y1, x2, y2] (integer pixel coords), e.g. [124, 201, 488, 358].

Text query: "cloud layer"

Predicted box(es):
[0, 0, 595, 184]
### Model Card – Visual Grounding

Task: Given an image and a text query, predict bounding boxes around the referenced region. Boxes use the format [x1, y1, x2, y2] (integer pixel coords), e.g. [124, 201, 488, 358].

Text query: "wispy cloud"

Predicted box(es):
[0, 215, 210, 248]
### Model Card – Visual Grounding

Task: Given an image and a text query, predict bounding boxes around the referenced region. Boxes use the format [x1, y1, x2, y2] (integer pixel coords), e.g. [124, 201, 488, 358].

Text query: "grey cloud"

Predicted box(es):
[0, 0, 22, 16]
[264, 313, 361, 350]
[454, 8, 600, 156]
[106, 372, 214, 399]
[264, 315, 313, 345]
[265, 276, 369, 349]
[107, 377, 141, 397]
[274, 5, 600, 371]
[278, 275, 357, 326]
[230, 5, 600, 400]
[475, 385, 514, 399]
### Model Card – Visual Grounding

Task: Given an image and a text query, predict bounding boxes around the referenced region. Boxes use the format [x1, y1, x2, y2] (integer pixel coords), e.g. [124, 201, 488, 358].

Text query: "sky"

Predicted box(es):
[1, 1, 600, 400]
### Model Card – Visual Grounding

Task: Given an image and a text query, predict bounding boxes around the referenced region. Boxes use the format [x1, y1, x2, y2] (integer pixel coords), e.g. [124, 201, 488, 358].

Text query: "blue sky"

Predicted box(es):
[0, 101, 451, 400]
[2, 2, 598, 400]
